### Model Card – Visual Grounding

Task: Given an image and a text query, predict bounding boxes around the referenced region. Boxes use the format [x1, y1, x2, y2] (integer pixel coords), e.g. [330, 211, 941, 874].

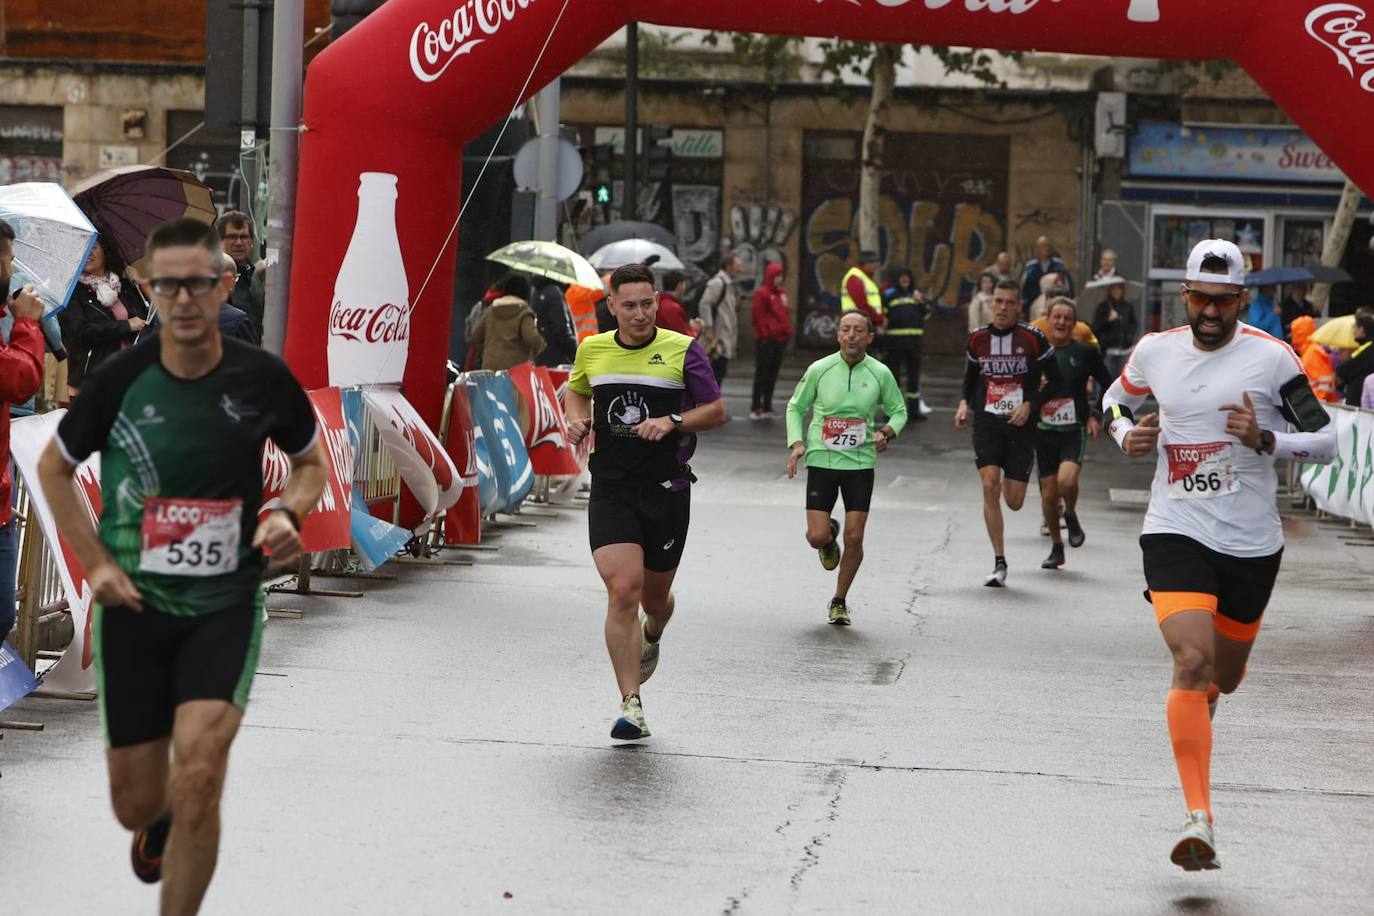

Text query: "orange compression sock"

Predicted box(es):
[1167, 689, 1213, 821]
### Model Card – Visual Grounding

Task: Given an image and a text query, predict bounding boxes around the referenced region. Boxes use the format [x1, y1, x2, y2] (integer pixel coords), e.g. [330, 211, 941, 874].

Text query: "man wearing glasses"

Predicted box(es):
[37, 218, 328, 914]
[1102, 239, 1336, 872]
[215, 211, 265, 338]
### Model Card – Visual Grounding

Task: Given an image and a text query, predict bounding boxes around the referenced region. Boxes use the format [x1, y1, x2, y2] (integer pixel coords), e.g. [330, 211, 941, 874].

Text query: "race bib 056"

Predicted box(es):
[985, 381, 1023, 417]
[822, 416, 866, 451]
[140, 497, 242, 576]
[1164, 442, 1239, 500]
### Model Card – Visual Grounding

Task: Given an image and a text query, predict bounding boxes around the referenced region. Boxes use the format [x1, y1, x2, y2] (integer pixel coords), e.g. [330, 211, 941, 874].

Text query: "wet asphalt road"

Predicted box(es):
[2, 366, 1373, 915]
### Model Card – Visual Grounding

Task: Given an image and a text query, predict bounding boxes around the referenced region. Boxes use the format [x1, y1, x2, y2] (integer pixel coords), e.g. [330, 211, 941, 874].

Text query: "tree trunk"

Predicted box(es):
[858, 44, 897, 259]
[1312, 177, 1363, 313]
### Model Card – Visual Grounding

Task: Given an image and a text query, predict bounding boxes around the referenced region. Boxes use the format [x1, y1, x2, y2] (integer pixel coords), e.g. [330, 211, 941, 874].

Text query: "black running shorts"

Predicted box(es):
[588, 481, 691, 573]
[805, 466, 875, 514]
[94, 593, 265, 749]
[1036, 426, 1087, 477]
[1140, 533, 1283, 639]
[973, 415, 1036, 482]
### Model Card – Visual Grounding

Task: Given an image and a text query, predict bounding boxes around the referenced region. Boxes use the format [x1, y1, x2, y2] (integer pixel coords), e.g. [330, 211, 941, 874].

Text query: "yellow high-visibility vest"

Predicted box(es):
[839, 267, 880, 316]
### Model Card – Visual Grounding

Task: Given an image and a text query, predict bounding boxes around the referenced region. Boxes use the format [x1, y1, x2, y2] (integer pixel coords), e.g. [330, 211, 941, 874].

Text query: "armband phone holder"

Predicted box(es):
[1278, 375, 1331, 432]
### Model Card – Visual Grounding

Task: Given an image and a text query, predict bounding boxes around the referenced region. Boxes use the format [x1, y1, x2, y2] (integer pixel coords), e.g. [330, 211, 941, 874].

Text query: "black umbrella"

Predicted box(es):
[577, 220, 676, 257]
[1306, 264, 1353, 284]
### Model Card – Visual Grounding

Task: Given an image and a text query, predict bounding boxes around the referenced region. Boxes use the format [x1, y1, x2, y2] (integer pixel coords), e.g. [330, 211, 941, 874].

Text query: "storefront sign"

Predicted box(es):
[1129, 122, 1345, 184]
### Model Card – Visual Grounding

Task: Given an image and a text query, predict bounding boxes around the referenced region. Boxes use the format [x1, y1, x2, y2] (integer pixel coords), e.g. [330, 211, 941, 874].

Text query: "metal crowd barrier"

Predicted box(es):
[9, 478, 68, 678]
[1295, 403, 1374, 538]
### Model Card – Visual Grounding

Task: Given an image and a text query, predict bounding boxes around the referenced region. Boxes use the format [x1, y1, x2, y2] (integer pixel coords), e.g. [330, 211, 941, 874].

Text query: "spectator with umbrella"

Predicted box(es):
[468, 274, 544, 371]
[61, 235, 151, 399]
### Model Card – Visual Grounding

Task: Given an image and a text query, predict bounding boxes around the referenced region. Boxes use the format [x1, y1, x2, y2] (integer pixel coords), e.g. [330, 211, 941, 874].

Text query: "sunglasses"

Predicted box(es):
[1182, 286, 1243, 309]
[148, 276, 221, 297]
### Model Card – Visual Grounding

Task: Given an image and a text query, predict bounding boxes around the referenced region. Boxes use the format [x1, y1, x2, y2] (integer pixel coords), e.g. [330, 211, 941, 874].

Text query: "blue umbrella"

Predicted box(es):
[0, 182, 98, 320]
[1246, 266, 1315, 286]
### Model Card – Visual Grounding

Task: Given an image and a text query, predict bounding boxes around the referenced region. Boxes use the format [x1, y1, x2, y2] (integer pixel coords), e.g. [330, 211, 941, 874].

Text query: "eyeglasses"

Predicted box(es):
[148, 276, 221, 297]
[221, 232, 253, 242]
[1182, 286, 1242, 309]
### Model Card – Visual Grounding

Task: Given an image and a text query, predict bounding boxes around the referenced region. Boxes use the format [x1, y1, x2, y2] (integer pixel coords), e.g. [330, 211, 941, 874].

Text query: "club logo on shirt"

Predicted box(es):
[648, 353, 665, 366]
[135, 404, 164, 427]
[607, 391, 650, 436]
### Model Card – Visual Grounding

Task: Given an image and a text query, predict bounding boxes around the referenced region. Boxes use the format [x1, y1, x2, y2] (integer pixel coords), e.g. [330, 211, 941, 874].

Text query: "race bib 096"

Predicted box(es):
[984, 381, 1023, 417]
[140, 497, 242, 577]
[1164, 442, 1239, 500]
[822, 416, 867, 451]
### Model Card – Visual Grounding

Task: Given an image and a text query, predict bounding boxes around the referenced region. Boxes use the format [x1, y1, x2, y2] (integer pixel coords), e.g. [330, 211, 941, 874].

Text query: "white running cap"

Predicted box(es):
[1186, 239, 1247, 286]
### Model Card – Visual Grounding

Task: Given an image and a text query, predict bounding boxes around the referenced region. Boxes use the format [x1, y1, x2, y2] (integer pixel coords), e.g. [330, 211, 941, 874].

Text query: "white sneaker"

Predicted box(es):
[639, 613, 660, 684]
[1170, 810, 1220, 871]
[611, 695, 651, 740]
[917, 398, 933, 417]
[983, 560, 1008, 587]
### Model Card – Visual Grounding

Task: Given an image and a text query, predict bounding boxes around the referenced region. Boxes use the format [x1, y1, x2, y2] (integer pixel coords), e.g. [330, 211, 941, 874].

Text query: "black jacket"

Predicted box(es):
[1336, 340, 1374, 406]
[533, 282, 578, 366]
[219, 303, 261, 345]
[231, 261, 266, 337]
[60, 279, 151, 389]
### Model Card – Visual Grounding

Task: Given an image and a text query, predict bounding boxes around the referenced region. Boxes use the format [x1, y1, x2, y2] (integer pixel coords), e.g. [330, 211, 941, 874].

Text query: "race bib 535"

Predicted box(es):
[140, 497, 242, 576]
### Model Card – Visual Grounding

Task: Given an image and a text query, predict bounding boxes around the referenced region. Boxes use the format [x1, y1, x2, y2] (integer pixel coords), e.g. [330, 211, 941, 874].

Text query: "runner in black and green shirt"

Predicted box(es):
[37, 218, 327, 914]
[1036, 297, 1112, 570]
[565, 263, 725, 741]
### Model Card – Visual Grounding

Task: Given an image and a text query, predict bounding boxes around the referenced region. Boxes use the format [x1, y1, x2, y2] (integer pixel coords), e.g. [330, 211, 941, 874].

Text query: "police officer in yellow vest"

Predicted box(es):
[882, 267, 934, 420]
[839, 251, 885, 335]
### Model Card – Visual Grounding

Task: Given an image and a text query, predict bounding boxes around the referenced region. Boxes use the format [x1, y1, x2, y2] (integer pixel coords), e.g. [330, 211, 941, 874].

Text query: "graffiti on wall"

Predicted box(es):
[722, 201, 799, 294]
[799, 130, 1009, 348]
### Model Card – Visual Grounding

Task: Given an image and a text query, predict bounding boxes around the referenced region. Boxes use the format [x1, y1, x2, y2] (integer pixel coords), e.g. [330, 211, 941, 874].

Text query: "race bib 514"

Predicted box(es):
[1040, 397, 1077, 427]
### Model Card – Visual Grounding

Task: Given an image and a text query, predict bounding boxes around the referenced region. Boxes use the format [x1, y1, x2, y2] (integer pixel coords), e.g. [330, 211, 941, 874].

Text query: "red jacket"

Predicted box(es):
[0, 316, 46, 525]
[656, 292, 696, 336]
[751, 262, 792, 343]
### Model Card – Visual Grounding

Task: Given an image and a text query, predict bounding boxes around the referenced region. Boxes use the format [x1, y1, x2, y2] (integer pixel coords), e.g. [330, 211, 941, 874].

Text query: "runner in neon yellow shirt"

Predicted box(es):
[786, 311, 907, 624]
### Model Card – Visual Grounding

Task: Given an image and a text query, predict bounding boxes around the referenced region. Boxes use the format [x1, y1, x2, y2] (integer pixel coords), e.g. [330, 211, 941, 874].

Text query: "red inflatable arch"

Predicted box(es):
[287, 0, 1374, 431]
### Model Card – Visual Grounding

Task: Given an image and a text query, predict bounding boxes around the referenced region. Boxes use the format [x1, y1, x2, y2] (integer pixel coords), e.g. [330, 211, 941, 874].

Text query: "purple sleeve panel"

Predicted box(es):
[681, 339, 722, 412]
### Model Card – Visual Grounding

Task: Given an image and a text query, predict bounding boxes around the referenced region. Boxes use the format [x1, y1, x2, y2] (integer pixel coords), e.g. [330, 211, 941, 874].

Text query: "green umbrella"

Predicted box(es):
[487, 240, 602, 288]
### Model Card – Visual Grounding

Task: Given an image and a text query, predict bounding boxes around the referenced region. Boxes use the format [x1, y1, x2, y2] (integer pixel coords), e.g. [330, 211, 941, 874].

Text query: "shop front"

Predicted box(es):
[1105, 121, 1372, 331]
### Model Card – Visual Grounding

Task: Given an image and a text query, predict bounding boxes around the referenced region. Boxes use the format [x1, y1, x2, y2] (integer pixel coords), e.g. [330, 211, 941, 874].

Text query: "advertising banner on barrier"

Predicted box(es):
[363, 387, 463, 517]
[10, 411, 100, 694]
[547, 367, 592, 470]
[507, 363, 580, 477]
[0, 640, 38, 711]
[1300, 406, 1374, 527]
[489, 374, 535, 507]
[341, 390, 413, 570]
[443, 381, 482, 544]
[260, 387, 354, 553]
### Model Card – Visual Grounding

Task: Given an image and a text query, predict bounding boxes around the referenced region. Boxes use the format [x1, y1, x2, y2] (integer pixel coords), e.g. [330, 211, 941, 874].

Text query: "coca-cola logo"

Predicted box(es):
[409, 0, 536, 84]
[1306, 4, 1374, 92]
[330, 301, 411, 344]
[855, 0, 1162, 22]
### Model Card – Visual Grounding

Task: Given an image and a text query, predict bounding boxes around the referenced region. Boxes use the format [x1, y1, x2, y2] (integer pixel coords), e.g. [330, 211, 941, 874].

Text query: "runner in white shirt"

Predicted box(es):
[1101, 239, 1336, 872]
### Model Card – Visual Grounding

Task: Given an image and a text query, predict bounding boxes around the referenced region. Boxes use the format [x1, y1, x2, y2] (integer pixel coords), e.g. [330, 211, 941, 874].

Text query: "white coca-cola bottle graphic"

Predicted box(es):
[327, 172, 411, 387]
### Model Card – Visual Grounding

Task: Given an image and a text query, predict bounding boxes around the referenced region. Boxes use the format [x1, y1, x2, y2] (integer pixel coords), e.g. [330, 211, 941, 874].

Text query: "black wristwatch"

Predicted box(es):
[273, 506, 302, 531]
[1256, 429, 1276, 456]
[670, 413, 684, 429]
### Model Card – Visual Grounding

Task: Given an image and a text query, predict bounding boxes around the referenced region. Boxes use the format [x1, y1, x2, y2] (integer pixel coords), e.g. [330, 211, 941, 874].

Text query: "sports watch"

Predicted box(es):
[670, 414, 684, 429]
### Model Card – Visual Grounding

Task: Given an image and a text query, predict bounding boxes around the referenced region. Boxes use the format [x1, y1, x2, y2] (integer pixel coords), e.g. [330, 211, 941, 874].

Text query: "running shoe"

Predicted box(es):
[639, 613, 660, 684]
[131, 813, 173, 884]
[1065, 512, 1086, 548]
[984, 558, 1008, 587]
[611, 695, 651, 740]
[917, 398, 933, 417]
[819, 518, 841, 571]
[827, 598, 851, 625]
[1041, 543, 1065, 569]
[763, 410, 779, 420]
[1170, 810, 1221, 871]
[749, 410, 764, 420]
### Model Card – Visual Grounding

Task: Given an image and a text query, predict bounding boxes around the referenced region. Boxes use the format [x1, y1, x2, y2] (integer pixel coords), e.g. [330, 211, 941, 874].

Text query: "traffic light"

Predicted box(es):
[590, 143, 613, 207]
[645, 124, 673, 181]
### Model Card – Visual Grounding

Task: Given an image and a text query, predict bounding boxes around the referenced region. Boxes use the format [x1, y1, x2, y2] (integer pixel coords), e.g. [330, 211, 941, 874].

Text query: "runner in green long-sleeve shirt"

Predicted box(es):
[786, 311, 907, 625]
